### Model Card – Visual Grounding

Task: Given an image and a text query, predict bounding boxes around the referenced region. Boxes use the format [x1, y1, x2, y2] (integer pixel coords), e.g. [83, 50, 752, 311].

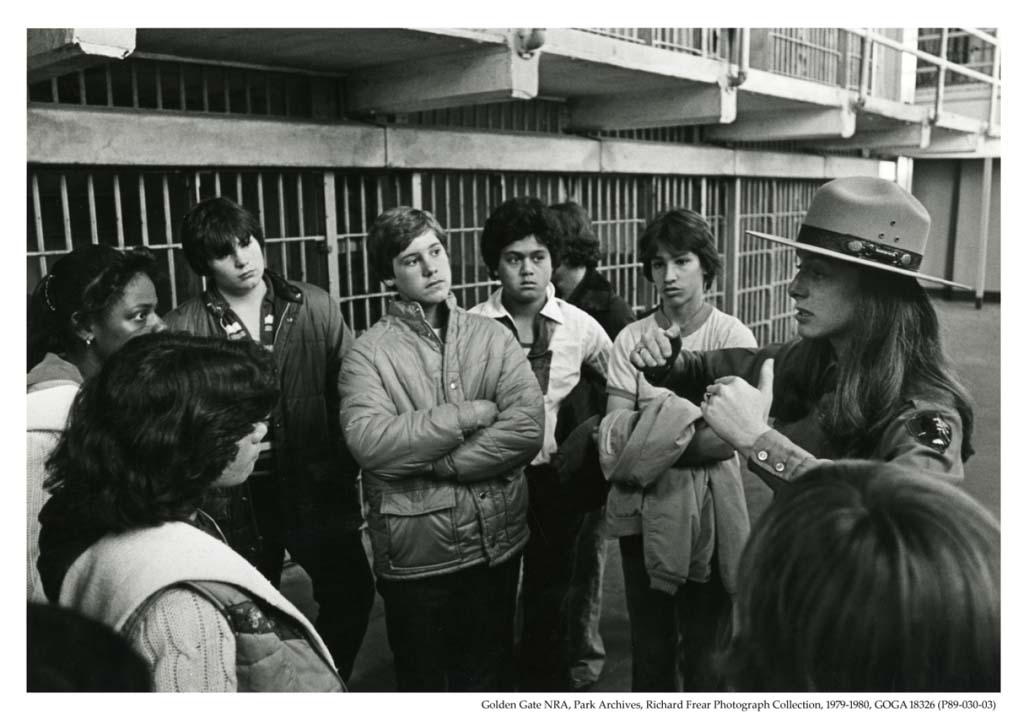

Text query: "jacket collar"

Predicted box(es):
[478, 283, 564, 325]
[205, 269, 303, 316]
[27, 352, 83, 390]
[387, 293, 459, 328]
[565, 268, 614, 312]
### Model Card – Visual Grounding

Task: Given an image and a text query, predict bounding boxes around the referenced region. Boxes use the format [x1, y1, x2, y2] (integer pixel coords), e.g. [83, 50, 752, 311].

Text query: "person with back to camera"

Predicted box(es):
[720, 459, 999, 692]
[165, 196, 373, 681]
[629, 177, 974, 487]
[599, 208, 757, 691]
[338, 207, 544, 691]
[27, 245, 165, 602]
[470, 197, 612, 691]
[28, 602, 152, 692]
[36, 332, 344, 692]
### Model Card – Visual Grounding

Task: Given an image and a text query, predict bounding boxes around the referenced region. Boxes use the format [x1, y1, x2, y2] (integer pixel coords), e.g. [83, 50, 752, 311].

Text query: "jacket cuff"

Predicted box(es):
[648, 576, 680, 596]
[456, 401, 479, 438]
[432, 454, 457, 480]
[745, 428, 818, 486]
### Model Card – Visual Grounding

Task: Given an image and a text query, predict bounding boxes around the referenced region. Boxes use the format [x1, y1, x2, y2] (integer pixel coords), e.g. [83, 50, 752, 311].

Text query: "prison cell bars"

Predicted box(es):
[29, 166, 809, 340]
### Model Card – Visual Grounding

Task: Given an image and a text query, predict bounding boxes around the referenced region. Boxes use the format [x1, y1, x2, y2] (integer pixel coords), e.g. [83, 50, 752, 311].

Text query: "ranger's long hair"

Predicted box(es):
[773, 268, 974, 461]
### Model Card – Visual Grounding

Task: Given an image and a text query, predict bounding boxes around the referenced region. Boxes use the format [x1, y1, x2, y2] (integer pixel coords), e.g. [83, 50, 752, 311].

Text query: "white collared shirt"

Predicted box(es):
[470, 284, 611, 465]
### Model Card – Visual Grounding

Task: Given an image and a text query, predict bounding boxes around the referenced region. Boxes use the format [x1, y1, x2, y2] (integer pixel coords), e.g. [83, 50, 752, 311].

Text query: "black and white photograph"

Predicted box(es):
[20, 16, 1005, 709]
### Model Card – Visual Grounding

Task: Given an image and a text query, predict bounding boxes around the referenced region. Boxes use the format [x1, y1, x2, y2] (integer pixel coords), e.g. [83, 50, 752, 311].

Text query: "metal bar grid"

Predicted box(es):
[331, 172, 414, 332]
[30, 166, 811, 344]
[28, 57, 323, 120]
[576, 174, 651, 314]
[27, 167, 332, 318]
[734, 178, 816, 345]
[30, 29, 999, 127]
[849, 27, 999, 86]
[410, 99, 566, 133]
[916, 27, 998, 87]
[578, 28, 729, 58]
[767, 28, 842, 85]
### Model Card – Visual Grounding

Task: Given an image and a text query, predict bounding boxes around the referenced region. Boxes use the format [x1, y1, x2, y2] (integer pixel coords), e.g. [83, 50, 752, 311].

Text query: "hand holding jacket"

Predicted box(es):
[644, 342, 965, 485]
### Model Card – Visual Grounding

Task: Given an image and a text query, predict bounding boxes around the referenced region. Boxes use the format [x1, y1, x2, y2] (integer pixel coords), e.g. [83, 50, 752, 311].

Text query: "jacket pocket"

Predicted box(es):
[379, 485, 460, 571]
[603, 485, 643, 538]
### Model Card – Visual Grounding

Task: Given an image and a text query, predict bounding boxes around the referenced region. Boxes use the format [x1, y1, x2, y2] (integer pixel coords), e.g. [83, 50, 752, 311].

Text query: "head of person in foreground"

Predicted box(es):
[721, 459, 999, 692]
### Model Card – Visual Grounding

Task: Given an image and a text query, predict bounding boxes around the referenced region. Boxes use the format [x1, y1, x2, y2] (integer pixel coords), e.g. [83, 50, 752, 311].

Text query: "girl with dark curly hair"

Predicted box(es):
[36, 332, 344, 692]
[27, 245, 165, 601]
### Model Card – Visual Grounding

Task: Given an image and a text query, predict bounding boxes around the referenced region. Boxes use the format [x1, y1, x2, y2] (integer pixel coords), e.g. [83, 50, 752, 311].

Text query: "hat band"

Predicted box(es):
[796, 225, 923, 271]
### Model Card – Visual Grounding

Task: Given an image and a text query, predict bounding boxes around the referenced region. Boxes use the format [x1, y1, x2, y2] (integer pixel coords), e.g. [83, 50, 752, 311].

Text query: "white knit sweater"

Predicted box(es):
[59, 521, 336, 691]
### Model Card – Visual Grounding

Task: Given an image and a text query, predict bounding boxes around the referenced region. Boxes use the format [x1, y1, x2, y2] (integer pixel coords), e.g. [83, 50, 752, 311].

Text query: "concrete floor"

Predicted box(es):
[283, 298, 1001, 691]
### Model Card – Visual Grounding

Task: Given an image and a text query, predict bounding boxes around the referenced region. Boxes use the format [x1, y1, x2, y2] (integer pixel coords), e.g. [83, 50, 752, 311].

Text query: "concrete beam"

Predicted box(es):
[706, 106, 857, 141]
[27, 105, 385, 167]
[386, 126, 601, 173]
[740, 68, 849, 107]
[903, 136, 1000, 159]
[932, 109, 986, 134]
[804, 123, 932, 151]
[894, 131, 983, 157]
[599, 139, 887, 179]
[345, 45, 538, 115]
[825, 155, 895, 180]
[28, 28, 135, 83]
[859, 94, 928, 124]
[567, 85, 736, 131]
[599, 141, 735, 176]
[921, 131, 980, 154]
[733, 150, 827, 178]
[28, 105, 891, 179]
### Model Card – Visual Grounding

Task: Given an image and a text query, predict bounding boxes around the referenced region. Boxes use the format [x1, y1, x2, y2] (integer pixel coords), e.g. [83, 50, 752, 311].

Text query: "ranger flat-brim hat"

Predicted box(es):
[746, 176, 969, 290]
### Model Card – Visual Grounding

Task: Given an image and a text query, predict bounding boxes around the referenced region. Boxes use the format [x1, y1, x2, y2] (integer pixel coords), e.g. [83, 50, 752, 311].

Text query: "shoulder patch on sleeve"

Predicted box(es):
[905, 411, 953, 453]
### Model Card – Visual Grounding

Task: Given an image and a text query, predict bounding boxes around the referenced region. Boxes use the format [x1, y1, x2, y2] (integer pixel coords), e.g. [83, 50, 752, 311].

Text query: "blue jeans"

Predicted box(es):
[619, 534, 731, 691]
[566, 506, 607, 688]
[378, 557, 521, 691]
[257, 523, 375, 682]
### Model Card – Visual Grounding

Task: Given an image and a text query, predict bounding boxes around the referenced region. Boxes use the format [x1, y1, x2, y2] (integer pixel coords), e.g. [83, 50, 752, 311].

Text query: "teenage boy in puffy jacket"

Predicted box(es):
[338, 207, 544, 691]
[165, 197, 373, 681]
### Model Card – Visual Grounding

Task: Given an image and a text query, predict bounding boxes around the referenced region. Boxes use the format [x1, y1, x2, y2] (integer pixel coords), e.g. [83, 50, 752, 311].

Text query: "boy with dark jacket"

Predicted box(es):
[470, 197, 612, 691]
[338, 207, 544, 691]
[549, 201, 635, 690]
[165, 197, 373, 681]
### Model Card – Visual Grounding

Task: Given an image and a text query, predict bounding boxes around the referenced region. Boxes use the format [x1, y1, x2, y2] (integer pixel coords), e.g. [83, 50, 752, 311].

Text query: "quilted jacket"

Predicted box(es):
[599, 392, 750, 595]
[165, 271, 362, 552]
[338, 294, 544, 580]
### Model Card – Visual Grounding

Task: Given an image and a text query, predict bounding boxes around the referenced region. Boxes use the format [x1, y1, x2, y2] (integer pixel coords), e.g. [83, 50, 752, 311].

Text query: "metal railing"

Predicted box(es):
[27, 56, 339, 119]
[29, 29, 1001, 140]
[577, 27, 1000, 130]
[917, 28, 998, 87]
[844, 27, 1000, 130]
[577, 28, 731, 59]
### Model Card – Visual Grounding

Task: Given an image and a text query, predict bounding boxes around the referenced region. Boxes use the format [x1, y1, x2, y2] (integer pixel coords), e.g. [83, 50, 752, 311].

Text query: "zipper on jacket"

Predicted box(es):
[273, 302, 293, 346]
